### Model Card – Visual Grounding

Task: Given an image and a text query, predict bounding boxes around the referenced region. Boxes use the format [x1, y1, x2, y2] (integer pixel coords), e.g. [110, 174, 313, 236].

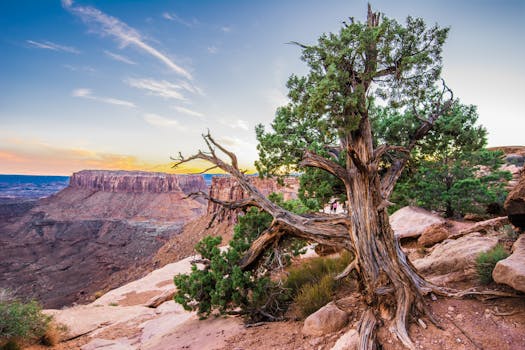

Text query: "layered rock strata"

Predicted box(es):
[0, 170, 208, 308]
[207, 176, 299, 222]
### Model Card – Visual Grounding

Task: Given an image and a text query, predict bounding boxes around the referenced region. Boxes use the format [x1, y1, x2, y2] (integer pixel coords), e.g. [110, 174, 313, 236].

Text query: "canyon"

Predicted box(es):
[0, 171, 300, 309]
[0, 170, 208, 308]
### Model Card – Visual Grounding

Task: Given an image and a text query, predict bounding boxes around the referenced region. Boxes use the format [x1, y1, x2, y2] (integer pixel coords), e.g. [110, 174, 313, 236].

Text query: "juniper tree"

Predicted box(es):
[174, 5, 510, 349]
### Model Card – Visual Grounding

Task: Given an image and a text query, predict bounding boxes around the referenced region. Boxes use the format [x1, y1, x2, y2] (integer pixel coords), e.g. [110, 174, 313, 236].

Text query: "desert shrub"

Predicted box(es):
[0, 293, 52, 349]
[284, 252, 352, 318]
[476, 244, 509, 284]
[285, 251, 351, 294]
[174, 208, 290, 322]
[292, 275, 335, 319]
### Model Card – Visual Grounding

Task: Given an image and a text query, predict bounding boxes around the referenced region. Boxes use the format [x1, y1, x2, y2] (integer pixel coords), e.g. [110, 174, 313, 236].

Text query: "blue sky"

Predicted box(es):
[0, 0, 523, 175]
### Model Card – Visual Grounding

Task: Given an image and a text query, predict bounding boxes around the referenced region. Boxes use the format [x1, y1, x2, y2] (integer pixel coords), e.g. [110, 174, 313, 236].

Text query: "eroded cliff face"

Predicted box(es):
[207, 176, 299, 222]
[69, 170, 207, 195]
[0, 170, 208, 308]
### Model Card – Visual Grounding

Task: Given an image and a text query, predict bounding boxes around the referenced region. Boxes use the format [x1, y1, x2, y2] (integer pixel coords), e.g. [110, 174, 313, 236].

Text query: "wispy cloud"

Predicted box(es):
[172, 106, 204, 119]
[72, 88, 136, 108]
[62, 0, 191, 79]
[26, 40, 80, 54]
[126, 78, 186, 101]
[221, 26, 232, 33]
[220, 119, 249, 130]
[63, 64, 96, 73]
[207, 46, 218, 54]
[104, 50, 136, 65]
[162, 12, 199, 27]
[126, 77, 204, 101]
[143, 113, 186, 129]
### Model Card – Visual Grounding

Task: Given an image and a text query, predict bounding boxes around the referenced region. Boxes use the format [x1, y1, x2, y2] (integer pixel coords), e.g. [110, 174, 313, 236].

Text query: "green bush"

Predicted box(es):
[174, 208, 289, 322]
[476, 245, 509, 284]
[293, 275, 335, 319]
[285, 251, 351, 294]
[0, 293, 52, 349]
[285, 252, 352, 318]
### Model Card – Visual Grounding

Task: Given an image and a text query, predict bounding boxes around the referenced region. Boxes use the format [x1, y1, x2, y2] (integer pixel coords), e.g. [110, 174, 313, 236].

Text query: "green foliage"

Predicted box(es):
[476, 245, 509, 284]
[0, 292, 52, 348]
[293, 275, 335, 319]
[285, 252, 352, 318]
[376, 100, 511, 217]
[255, 9, 449, 209]
[390, 148, 511, 217]
[174, 203, 299, 322]
[285, 251, 351, 294]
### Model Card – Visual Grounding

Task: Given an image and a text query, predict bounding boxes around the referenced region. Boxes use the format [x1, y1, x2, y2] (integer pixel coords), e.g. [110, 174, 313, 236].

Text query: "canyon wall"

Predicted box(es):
[69, 170, 207, 195]
[207, 176, 299, 222]
[0, 170, 208, 308]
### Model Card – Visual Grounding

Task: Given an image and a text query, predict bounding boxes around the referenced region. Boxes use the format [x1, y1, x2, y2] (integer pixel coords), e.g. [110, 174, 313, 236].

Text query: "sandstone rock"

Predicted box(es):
[81, 338, 136, 350]
[390, 206, 445, 239]
[45, 305, 156, 340]
[302, 302, 348, 336]
[493, 235, 525, 293]
[207, 176, 299, 222]
[413, 232, 498, 284]
[505, 169, 525, 230]
[417, 223, 450, 247]
[331, 329, 358, 350]
[69, 170, 207, 195]
[455, 216, 509, 238]
[93, 256, 193, 307]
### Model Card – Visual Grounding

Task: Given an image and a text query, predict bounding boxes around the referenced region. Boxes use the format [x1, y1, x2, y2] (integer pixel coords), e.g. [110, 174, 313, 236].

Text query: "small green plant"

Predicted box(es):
[284, 252, 352, 318]
[293, 275, 335, 319]
[476, 244, 509, 284]
[285, 251, 351, 294]
[0, 291, 52, 349]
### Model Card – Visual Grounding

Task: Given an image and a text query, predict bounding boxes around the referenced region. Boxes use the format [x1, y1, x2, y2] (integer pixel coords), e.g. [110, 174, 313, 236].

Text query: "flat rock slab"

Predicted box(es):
[493, 235, 525, 293]
[93, 256, 194, 307]
[45, 305, 156, 340]
[141, 314, 243, 350]
[81, 338, 136, 350]
[390, 206, 445, 239]
[413, 232, 498, 284]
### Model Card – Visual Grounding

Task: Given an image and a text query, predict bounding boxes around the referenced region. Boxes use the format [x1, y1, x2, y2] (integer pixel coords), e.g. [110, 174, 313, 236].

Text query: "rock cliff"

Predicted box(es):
[207, 176, 299, 222]
[505, 167, 525, 230]
[69, 170, 207, 195]
[0, 170, 208, 308]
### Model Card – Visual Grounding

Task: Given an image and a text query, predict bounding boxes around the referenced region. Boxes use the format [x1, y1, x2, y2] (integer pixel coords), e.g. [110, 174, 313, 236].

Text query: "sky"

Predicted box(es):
[0, 0, 523, 175]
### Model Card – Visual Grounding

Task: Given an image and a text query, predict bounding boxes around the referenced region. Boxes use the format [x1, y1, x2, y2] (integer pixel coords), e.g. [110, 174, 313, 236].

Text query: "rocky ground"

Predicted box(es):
[24, 208, 525, 350]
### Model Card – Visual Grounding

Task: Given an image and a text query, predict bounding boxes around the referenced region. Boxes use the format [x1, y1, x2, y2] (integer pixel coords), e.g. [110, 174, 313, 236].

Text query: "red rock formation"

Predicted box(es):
[69, 170, 207, 195]
[207, 176, 299, 222]
[505, 167, 525, 230]
[0, 170, 208, 308]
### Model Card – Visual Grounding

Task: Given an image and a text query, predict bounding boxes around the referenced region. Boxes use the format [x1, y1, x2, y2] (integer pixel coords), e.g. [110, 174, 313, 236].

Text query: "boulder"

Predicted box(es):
[493, 235, 525, 293]
[413, 232, 498, 284]
[302, 302, 348, 336]
[417, 223, 450, 247]
[456, 216, 509, 238]
[505, 169, 525, 230]
[390, 206, 445, 239]
[331, 329, 358, 350]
